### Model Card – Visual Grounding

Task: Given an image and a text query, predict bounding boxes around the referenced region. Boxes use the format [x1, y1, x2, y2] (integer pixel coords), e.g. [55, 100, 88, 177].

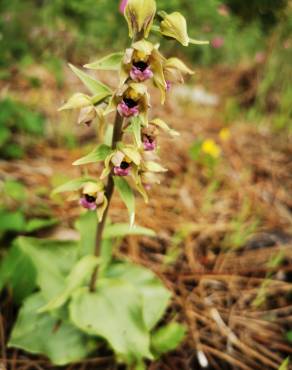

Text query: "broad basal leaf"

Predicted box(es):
[70, 281, 153, 362]
[84, 52, 124, 70]
[0, 209, 26, 233]
[114, 177, 135, 227]
[106, 262, 171, 330]
[73, 144, 112, 166]
[151, 322, 186, 356]
[0, 242, 36, 304]
[69, 64, 112, 97]
[9, 293, 93, 366]
[38, 255, 99, 313]
[18, 237, 78, 301]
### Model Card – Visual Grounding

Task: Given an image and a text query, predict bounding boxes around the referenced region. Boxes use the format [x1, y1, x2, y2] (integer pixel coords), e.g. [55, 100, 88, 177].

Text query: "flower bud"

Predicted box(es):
[159, 11, 208, 47]
[124, 0, 156, 39]
[78, 106, 97, 126]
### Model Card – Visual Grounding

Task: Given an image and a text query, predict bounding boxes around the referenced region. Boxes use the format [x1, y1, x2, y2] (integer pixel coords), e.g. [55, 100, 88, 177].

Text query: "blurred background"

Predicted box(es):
[0, 0, 291, 369]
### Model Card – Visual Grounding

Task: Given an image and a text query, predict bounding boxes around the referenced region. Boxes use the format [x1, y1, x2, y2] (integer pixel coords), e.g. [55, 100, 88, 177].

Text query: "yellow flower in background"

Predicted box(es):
[219, 128, 231, 141]
[202, 139, 221, 158]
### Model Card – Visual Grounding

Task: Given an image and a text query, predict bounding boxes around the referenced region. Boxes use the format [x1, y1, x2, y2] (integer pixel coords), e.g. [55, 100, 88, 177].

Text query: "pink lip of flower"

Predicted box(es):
[130, 66, 153, 82]
[79, 197, 97, 210]
[211, 36, 224, 49]
[166, 81, 171, 91]
[143, 137, 156, 151]
[119, 0, 128, 13]
[117, 101, 139, 118]
[113, 166, 131, 176]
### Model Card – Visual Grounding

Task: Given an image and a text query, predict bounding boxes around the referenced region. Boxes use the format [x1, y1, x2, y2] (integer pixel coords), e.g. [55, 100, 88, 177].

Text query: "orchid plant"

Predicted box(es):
[7, 1, 208, 368]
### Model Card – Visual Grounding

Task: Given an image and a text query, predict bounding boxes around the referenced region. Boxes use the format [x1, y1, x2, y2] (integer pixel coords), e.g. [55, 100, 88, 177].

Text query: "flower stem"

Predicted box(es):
[90, 112, 124, 292]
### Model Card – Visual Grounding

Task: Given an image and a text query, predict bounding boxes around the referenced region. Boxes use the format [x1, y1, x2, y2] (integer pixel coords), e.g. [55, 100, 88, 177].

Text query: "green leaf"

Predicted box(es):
[75, 211, 98, 256]
[84, 52, 124, 70]
[73, 144, 112, 166]
[151, 322, 186, 356]
[126, 117, 142, 147]
[39, 255, 99, 313]
[0, 210, 26, 233]
[3, 180, 27, 201]
[103, 223, 155, 239]
[9, 293, 93, 366]
[25, 218, 58, 233]
[278, 357, 289, 370]
[70, 281, 152, 362]
[68, 64, 112, 96]
[106, 262, 171, 330]
[286, 331, 292, 343]
[52, 177, 95, 194]
[114, 177, 135, 227]
[18, 237, 78, 301]
[0, 126, 11, 147]
[0, 242, 36, 304]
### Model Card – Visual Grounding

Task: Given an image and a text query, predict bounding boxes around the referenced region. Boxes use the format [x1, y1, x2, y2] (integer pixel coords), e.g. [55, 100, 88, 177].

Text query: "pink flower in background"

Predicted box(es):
[255, 52, 266, 64]
[211, 36, 224, 49]
[119, 0, 128, 13]
[217, 4, 230, 17]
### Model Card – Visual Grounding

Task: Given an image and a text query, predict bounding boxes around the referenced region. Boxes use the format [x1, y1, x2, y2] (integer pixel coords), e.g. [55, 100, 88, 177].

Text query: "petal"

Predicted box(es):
[59, 93, 91, 111]
[132, 39, 154, 55]
[150, 118, 179, 137]
[83, 181, 104, 195]
[96, 195, 108, 222]
[159, 11, 189, 46]
[124, 0, 156, 39]
[165, 57, 194, 75]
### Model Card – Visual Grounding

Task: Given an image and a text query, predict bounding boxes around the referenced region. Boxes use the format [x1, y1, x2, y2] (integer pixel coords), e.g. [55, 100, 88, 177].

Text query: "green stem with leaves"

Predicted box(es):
[90, 112, 124, 291]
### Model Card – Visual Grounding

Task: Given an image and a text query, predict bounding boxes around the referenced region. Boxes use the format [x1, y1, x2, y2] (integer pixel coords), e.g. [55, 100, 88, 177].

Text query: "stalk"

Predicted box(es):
[90, 112, 124, 291]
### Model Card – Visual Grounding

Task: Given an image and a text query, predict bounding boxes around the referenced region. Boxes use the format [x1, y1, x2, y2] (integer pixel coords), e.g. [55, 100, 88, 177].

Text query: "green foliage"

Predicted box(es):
[4, 216, 182, 368]
[70, 281, 153, 363]
[0, 98, 45, 159]
[151, 322, 186, 356]
[8, 293, 94, 366]
[73, 145, 113, 166]
[0, 241, 36, 304]
[278, 357, 289, 370]
[114, 177, 135, 226]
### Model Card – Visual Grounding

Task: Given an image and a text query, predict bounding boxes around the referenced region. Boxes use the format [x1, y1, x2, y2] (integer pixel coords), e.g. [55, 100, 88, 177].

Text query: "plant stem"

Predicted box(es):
[90, 112, 124, 292]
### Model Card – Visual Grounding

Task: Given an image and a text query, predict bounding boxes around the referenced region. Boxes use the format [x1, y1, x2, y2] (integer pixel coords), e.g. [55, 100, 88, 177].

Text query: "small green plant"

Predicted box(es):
[3, 1, 208, 368]
[0, 98, 45, 159]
